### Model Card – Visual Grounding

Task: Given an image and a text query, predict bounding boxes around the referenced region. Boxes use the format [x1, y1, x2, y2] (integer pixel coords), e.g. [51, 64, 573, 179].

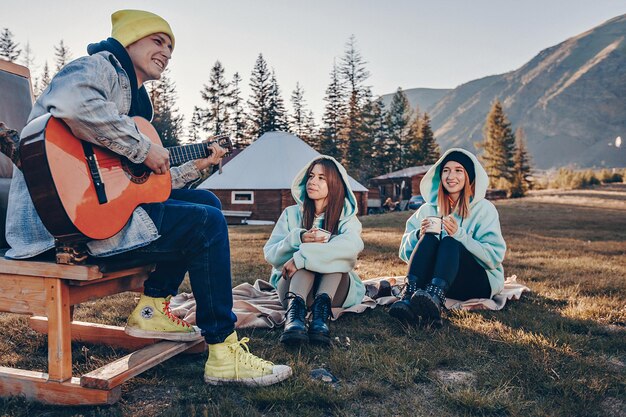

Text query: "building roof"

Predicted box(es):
[198, 131, 368, 192]
[370, 165, 433, 181]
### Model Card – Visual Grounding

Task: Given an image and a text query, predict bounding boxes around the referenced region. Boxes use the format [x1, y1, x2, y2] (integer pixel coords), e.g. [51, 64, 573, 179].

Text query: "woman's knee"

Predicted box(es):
[416, 233, 439, 251]
[439, 236, 460, 252]
[421, 233, 439, 244]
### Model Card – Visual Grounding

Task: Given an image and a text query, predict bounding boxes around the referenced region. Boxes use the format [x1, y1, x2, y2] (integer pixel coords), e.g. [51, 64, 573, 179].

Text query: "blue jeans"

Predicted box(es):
[126, 189, 237, 344]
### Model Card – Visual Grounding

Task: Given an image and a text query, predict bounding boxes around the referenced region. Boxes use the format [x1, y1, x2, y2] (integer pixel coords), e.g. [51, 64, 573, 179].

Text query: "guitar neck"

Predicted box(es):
[167, 143, 213, 166]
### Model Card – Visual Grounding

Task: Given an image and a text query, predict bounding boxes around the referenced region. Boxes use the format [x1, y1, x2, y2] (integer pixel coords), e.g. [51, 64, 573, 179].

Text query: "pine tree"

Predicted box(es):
[407, 113, 422, 166]
[288, 82, 317, 147]
[0, 28, 21, 62]
[20, 42, 38, 94]
[19, 41, 35, 68]
[385, 87, 413, 171]
[509, 127, 533, 197]
[200, 61, 232, 136]
[302, 110, 319, 149]
[365, 97, 388, 177]
[290, 82, 306, 136]
[148, 70, 183, 148]
[338, 35, 371, 172]
[36, 61, 51, 98]
[479, 99, 516, 188]
[247, 54, 272, 140]
[413, 112, 440, 165]
[345, 88, 374, 181]
[359, 95, 388, 179]
[267, 71, 288, 132]
[53, 40, 72, 73]
[320, 63, 344, 160]
[228, 72, 248, 148]
[187, 106, 204, 144]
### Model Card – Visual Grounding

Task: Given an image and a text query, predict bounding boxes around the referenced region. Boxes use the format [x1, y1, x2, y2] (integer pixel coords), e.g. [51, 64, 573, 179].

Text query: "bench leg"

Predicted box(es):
[45, 278, 72, 382]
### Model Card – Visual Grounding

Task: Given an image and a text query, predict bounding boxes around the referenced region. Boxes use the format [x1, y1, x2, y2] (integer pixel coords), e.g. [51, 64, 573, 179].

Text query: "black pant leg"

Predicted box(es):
[431, 237, 461, 289]
[407, 233, 440, 288]
[446, 243, 492, 301]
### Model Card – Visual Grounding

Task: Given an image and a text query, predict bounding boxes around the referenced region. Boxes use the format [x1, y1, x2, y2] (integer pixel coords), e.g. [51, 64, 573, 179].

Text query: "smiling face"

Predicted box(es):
[126, 33, 172, 85]
[306, 163, 329, 204]
[441, 161, 467, 199]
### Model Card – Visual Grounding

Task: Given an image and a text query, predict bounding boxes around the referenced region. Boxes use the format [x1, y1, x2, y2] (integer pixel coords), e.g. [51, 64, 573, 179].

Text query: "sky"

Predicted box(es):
[3, 1, 625, 131]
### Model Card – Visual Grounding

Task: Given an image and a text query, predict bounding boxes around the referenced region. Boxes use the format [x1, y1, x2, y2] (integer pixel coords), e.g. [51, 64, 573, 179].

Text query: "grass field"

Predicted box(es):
[1, 185, 625, 417]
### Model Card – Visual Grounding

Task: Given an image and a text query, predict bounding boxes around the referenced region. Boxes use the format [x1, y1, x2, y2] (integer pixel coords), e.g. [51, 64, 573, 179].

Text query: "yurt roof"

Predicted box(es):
[198, 131, 368, 192]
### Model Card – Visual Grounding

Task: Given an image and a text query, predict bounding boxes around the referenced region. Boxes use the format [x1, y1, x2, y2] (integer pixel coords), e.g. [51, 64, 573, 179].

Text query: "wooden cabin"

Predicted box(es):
[369, 165, 433, 206]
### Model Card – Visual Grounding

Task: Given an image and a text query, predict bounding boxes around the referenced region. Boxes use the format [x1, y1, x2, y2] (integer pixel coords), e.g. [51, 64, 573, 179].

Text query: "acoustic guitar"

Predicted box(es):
[19, 114, 231, 240]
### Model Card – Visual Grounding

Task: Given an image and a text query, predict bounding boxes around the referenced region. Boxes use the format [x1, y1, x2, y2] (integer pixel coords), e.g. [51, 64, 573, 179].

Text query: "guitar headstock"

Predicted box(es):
[209, 135, 234, 157]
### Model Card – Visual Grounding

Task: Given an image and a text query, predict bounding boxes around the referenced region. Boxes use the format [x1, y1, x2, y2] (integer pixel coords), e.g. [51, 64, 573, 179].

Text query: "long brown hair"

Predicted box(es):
[302, 159, 346, 235]
[437, 170, 474, 218]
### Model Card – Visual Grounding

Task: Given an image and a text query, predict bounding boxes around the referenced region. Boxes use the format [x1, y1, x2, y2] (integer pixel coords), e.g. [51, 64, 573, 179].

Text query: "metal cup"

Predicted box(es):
[314, 228, 331, 242]
[424, 216, 442, 234]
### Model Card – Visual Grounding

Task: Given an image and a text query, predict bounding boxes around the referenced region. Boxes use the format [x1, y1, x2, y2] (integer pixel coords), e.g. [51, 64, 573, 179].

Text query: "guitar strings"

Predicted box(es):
[87, 139, 227, 172]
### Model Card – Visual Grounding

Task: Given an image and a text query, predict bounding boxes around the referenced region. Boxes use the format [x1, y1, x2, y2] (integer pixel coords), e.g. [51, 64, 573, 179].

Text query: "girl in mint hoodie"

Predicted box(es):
[264, 156, 365, 346]
[389, 149, 506, 326]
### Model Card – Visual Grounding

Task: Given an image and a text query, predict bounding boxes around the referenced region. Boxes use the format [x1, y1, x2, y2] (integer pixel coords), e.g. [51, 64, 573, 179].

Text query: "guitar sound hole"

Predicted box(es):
[122, 161, 151, 184]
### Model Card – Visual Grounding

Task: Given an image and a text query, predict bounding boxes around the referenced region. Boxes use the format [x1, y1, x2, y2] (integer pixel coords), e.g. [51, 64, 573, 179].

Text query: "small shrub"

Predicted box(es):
[549, 168, 602, 190]
[599, 169, 623, 184]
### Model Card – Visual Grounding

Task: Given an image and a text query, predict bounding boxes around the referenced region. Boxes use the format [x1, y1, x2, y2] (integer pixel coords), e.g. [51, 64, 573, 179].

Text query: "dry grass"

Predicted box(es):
[1, 185, 625, 417]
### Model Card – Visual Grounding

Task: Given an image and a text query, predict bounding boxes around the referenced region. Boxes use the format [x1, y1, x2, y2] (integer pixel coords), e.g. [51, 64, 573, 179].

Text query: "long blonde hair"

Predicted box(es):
[437, 170, 474, 218]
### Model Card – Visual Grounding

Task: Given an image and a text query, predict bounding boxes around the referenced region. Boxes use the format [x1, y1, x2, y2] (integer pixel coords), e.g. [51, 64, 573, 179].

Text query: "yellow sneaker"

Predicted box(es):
[204, 331, 292, 386]
[124, 294, 202, 341]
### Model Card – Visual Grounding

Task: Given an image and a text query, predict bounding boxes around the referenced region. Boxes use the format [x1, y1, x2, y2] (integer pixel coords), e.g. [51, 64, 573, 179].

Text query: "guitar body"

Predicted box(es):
[20, 115, 171, 240]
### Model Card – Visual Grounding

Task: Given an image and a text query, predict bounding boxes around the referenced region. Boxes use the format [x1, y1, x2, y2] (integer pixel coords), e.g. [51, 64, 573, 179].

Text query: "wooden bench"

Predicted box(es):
[0, 60, 206, 406]
[0, 251, 205, 405]
[222, 209, 253, 225]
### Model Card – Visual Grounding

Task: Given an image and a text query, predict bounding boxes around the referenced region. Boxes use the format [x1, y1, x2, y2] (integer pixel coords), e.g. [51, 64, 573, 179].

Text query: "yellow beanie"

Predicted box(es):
[111, 9, 175, 50]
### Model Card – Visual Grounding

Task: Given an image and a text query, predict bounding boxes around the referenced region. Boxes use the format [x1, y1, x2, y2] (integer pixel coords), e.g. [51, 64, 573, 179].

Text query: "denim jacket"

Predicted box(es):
[5, 51, 200, 259]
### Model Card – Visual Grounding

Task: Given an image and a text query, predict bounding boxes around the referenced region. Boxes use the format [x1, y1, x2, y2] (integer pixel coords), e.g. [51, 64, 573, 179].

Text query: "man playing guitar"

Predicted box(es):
[5, 9, 291, 386]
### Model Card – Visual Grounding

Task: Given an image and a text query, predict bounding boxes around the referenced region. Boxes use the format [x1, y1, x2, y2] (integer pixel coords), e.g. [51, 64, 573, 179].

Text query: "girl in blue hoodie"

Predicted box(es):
[390, 149, 506, 326]
[264, 156, 365, 346]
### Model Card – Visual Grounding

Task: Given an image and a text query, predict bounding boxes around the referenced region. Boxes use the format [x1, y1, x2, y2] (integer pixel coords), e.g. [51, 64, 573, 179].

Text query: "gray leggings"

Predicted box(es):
[277, 269, 350, 308]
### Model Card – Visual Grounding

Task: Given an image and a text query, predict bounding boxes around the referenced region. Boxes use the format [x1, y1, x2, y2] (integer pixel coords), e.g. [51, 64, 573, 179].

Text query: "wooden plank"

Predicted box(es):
[0, 274, 47, 315]
[45, 278, 72, 381]
[81, 339, 205, 390]
[97, 264, 154, 281]
[0, 257, 102, 280]
[67, 265, 153, 287]
[29, 317, 207, 353]
[68, 274, 147, 305]
[0, 367, 120, 405]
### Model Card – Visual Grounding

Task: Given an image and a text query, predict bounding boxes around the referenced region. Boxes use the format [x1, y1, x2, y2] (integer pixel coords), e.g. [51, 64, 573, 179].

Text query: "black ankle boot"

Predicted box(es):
[410, 277, 447, 327]
[308, 293, 333, 346]
[280, 293, 308, 345]
[389, 274, 418, 322]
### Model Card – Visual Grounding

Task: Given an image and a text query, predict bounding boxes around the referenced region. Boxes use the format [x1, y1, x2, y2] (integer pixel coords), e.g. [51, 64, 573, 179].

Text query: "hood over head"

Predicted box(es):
[291, 155, 358, 219]
[419, 148, 489, 207]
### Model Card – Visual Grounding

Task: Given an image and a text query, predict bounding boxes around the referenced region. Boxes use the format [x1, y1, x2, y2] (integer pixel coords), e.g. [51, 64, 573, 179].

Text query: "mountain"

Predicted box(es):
[390, 15, 626, 169]
[380, 88, 451, 114]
